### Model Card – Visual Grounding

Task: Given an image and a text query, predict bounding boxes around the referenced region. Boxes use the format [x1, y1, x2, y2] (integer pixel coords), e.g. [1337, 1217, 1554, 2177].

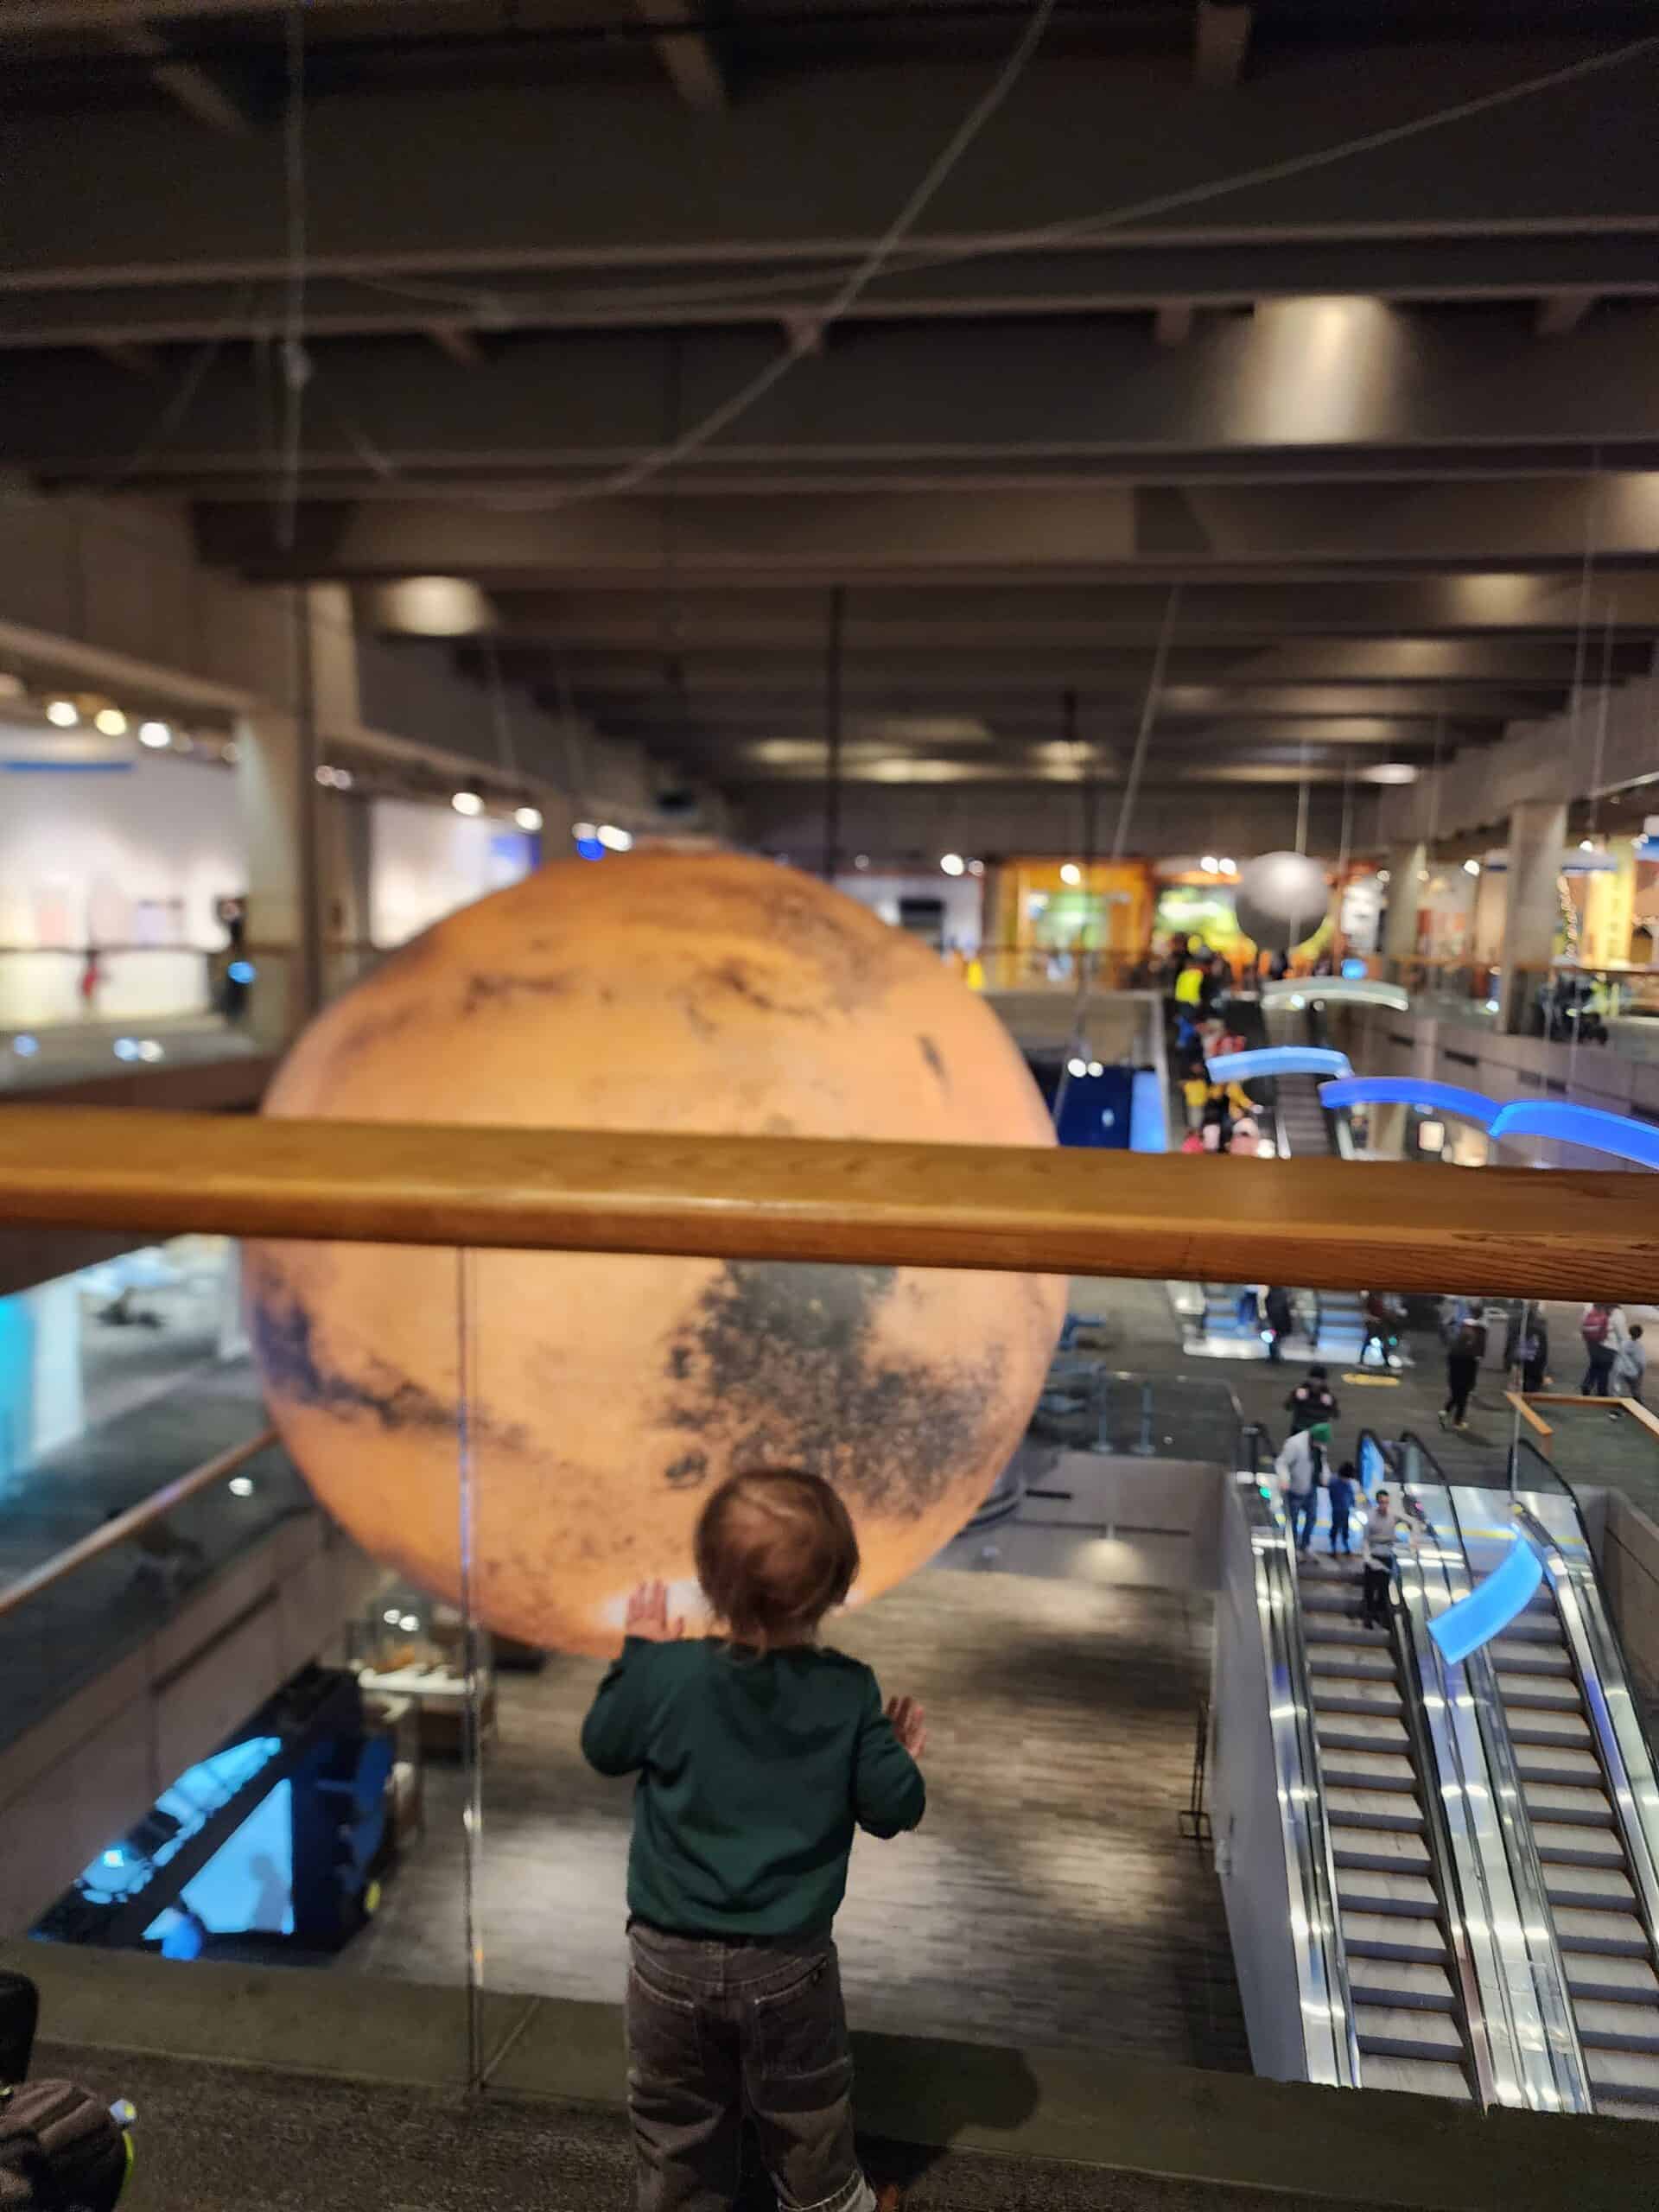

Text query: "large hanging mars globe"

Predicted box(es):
[247, 851, 1065, 1654]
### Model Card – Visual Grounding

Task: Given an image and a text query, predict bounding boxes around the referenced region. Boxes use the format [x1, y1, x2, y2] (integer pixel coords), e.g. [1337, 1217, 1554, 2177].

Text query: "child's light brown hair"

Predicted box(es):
[693, 1468, 859, 1649]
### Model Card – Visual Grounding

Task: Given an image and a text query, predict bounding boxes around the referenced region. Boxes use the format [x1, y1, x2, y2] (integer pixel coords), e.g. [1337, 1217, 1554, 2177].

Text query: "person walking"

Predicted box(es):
[1263, 1287, 1294, 1363]
[1275, 1421, 1331, 1555]
[581, 1470, 922, 2212]
[1581, 1301, 1624, 1395]
[1359, 1489, 1401, 1630]
[1518, 1304, 1549, 1394]
[1326, 1459, 1358, 1556]
[1286, 1365, 1339, 1435]
[1613, 1323, 1648, 1404]
[1439, 1319, 1481, 1432]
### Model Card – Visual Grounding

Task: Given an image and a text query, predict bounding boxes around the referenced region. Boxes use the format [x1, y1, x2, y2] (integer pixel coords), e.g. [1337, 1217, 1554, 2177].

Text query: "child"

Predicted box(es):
[1326, 1459, 1357, 1556]
[581, 1468, 926, 2212]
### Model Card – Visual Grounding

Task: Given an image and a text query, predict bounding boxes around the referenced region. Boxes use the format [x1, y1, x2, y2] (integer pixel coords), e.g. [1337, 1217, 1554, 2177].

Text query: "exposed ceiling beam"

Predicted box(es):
[1535, 289, 1599, 337]
[4, 52, 1655, 292]
[1193, 0, 1250, 89]
[632, 0, 725, 111]
[426, 323, 484, 368]
[1154, 302, 1194, 347]
[91, 339, 160, 378]
[106, 22, 251, 134]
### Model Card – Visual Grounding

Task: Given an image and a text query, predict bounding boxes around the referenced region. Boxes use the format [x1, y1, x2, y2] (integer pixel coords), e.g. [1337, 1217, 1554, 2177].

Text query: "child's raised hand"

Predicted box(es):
[626, 1580, 685, 1643]
[886, 1693, 927, 1760]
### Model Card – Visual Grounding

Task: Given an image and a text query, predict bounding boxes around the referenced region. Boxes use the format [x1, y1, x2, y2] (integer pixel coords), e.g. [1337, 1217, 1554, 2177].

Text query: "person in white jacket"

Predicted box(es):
[1359, 1490, 1402, 1630]
[1275, 1421, 1331, 1555]
[1613, 1323, 1647, 1404]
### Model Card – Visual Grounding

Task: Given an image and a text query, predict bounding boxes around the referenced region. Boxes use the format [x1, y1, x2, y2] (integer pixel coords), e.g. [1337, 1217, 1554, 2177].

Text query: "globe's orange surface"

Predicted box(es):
[248, 852, 1065, 1654]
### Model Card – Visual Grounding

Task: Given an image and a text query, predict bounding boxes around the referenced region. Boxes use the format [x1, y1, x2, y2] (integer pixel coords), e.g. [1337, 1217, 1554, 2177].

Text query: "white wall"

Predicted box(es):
[369, 798, 536, 946]
[0, 739, 245, 1025]
[835, 870, 984, 950]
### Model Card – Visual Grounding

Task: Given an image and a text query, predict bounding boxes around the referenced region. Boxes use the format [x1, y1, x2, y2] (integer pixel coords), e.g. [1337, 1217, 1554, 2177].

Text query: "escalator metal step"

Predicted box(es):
[1308, 1646, 1398, 1680]
[1523, 1782, 1617, 1827]
[1337, 1869, 1440, 1916]
[1319, 1747, 1416, 1789]
[1497, 1613, 1571, 1643]
[1327, 1787, 1424, 1833]
[1360, 2056, 1471, 2101]
[1497, 1672, 1584, 1711]
[1544, 1863, 1637, 1910]
[1343, 1910, 1446, 1963]
[1304, 1618, 1389, 1646]
[1491, 1638, 1573, 1675]
[1507, 1708, 1592, 1746]
[1554, 1908, 1652, 1958]
[1317, 1712, 1408, 1751]
[1315, 1681, 1405, 1716]
[1349, 1959, 1458, 2012]
[1516, 1742, 1605, 1784]
[1333, 1827, 1431, 1874]
[1563, 1952, 1659, 2003]
[1587, 2050, 1659, 2105]
[1529, 1820, 1628, 1869]
[1575, 1999, 1659, 2055]
[1356, 2004, 1464, 2062]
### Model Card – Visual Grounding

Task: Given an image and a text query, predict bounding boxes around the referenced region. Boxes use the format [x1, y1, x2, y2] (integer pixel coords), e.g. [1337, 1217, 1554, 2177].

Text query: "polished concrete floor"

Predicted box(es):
[343, 1563, 1249, 2075]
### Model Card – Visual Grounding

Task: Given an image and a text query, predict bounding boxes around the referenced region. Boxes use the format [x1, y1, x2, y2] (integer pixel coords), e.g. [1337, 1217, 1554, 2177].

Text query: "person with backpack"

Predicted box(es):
[1581, 1301, 1626, 1395]
[1286, 1365, 1339, 1434]
[1326, 1459, 1358, 1556]
[1518, 1304, 1549, 1394]
[1275, 1420, 1331, 1556]
[1613, 1322, 1648, 1405]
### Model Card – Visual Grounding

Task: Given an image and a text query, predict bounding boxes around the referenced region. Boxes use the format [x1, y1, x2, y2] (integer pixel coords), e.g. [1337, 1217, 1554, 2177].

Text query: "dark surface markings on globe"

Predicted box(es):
[699, 957, 826, 1024]
[664, 1449, 710, 1490]
[252, 1284, 530, 1452]
[637, 871, 888, 1014]
[459, 969, 579, 1016]
[659, 1261, 997, 1516]
[917, 1034, 949, 1093]
[320, 998, 426, 1067]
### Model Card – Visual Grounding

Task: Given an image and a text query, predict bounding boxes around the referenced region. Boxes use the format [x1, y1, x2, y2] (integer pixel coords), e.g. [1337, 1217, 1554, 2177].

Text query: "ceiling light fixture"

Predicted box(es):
[137, 721, 170, 749]
[514, 805, 543, 833]
[1464, 858, 1481, 877]
[452, 790, 484, 817]
[45, 699, 79, 728]
[854, 854, 870, 871]
[1060, 861, 1082, 886]
[1219, 857, 1236, 874]
[93, 708, 128, 737]
[1200, 855, 1219, 874]
[968, 859, 985, 878]
[597, 824, 633, 851]
[571, 821, 597, 842]
[939, 853, 965, 877]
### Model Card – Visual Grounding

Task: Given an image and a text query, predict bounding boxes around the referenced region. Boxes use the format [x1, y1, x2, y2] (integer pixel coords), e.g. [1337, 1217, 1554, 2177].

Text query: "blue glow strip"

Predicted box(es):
[1428, 1527, 1544, 1664]
[1205, 1046, 1352, 1084]
[1488, 1100, 1659, 1171]
[1319, 1077, 1503, 1130]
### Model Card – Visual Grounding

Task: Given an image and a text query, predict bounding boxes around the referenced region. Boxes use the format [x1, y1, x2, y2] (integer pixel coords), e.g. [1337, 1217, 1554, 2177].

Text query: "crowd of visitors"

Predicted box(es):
[1272, 1365, 1406, 1628]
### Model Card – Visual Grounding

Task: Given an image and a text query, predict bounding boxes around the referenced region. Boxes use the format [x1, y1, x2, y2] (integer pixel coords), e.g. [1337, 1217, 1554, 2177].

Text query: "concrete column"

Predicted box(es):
[1498, 798, 1568, 1033]
[27, 1274, 83, 1462]
[1382, 842, 1426, 961]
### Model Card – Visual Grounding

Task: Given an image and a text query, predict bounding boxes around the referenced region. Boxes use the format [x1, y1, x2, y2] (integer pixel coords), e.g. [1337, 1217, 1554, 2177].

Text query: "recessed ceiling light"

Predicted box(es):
[939, 852, 965, 877]
[452, 790, 484, 816]
[514, 804, 543, 832]
[1060, 861, 1082, 886]
[1363, 763, 1420, 785]
[45, 699, 79, 728]
[137, 720, 170, 748]
[597, 824, 632, 850]
[93, 707, 128, 736]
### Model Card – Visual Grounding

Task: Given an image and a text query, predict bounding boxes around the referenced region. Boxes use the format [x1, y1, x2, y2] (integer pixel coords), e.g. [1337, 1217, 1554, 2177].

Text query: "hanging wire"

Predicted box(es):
[1294, 740, 1311, 858]
[277, 1, 310, 554]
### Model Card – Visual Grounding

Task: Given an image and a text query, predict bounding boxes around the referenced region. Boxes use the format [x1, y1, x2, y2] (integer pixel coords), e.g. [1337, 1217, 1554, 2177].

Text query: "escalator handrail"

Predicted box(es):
[1399, 1437, 1597, 2113]
[1512, 1496, 1659, 2008]
[1237, 1461, 1361, 2088]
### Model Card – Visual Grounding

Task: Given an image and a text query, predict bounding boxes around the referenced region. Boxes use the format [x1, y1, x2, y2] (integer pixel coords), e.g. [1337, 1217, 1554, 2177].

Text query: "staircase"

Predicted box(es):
[1274, 1072, 1332, 1158]
[1484, 1579, 1659, 2115]
[1295, 1548, 1473, 2101]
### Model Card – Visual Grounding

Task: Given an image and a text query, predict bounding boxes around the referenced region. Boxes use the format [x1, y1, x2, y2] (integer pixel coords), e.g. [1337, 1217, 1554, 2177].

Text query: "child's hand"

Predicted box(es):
[886, 1694, 927, 1760]
[625, 1580, 685, 1643]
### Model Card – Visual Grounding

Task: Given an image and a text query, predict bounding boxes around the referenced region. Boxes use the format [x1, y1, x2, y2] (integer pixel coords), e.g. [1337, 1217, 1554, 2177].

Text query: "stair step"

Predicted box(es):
[1343, 1911, 1447, 1964]
[1563, 1952, 1659, 2004]
[1507, 1708, 1592, 1747]
[1491, 1638, 1573, 1675]
[1305, 1618, 1390, 1647]
[1575, 2000, 1659, 2056]
[1308, 1647, 1398, 1681]
[1497, 1671, 1584, 1712]
[1554, 1909, 1652, 1959]
[1588, 2050, 1659, 2106]
[1516, 1742, 1605, 1785]
[1337, 1870, 1440, 1916]
[1349, 1959, 1457, 2013]
[1317, 1713, 1408, 1752]
[1545, 1863, 1637, 1910]
[1524, 1782, 1615, 1827]
[1328, 1787, 1424, 1833]
[1530, 1820, 1628, 1869]
[1333, 1827, 1431, 1873]
[1360, 2056, 1471, 2101]
[1498, 1614, 1573, 1644]
[1319, 1748, 1416, 1789]
[1314, 1681, 1404, 1717]
[1355, 2004, 1464, 2062]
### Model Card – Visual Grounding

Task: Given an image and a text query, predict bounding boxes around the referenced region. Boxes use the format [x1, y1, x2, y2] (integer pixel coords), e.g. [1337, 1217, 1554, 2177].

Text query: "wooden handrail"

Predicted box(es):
[1, 1106, 1658, 1299]
[1506, 1390, 1554, 1441]
[0, 1427, 277, 1625]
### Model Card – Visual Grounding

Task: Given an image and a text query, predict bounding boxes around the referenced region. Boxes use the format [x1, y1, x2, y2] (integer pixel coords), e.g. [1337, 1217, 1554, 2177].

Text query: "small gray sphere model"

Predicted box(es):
[1232, 849, 1330, 954]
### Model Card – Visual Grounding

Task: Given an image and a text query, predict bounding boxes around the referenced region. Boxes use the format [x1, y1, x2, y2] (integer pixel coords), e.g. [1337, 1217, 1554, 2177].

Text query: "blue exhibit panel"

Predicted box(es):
[1129, 1066, 1166, 1154]
[1428, 1531, 1544, 1665]
[1319, 1077, 1502, 1130]
[1055, 1064, 1134, 1148]
[1205, 1046, 1352, 1085]
[1489, 1100, 1659, 1171]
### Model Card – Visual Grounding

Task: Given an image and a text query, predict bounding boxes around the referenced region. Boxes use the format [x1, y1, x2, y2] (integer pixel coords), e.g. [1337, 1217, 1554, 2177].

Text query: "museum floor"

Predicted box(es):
[341, 1560, 1249, 2075]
